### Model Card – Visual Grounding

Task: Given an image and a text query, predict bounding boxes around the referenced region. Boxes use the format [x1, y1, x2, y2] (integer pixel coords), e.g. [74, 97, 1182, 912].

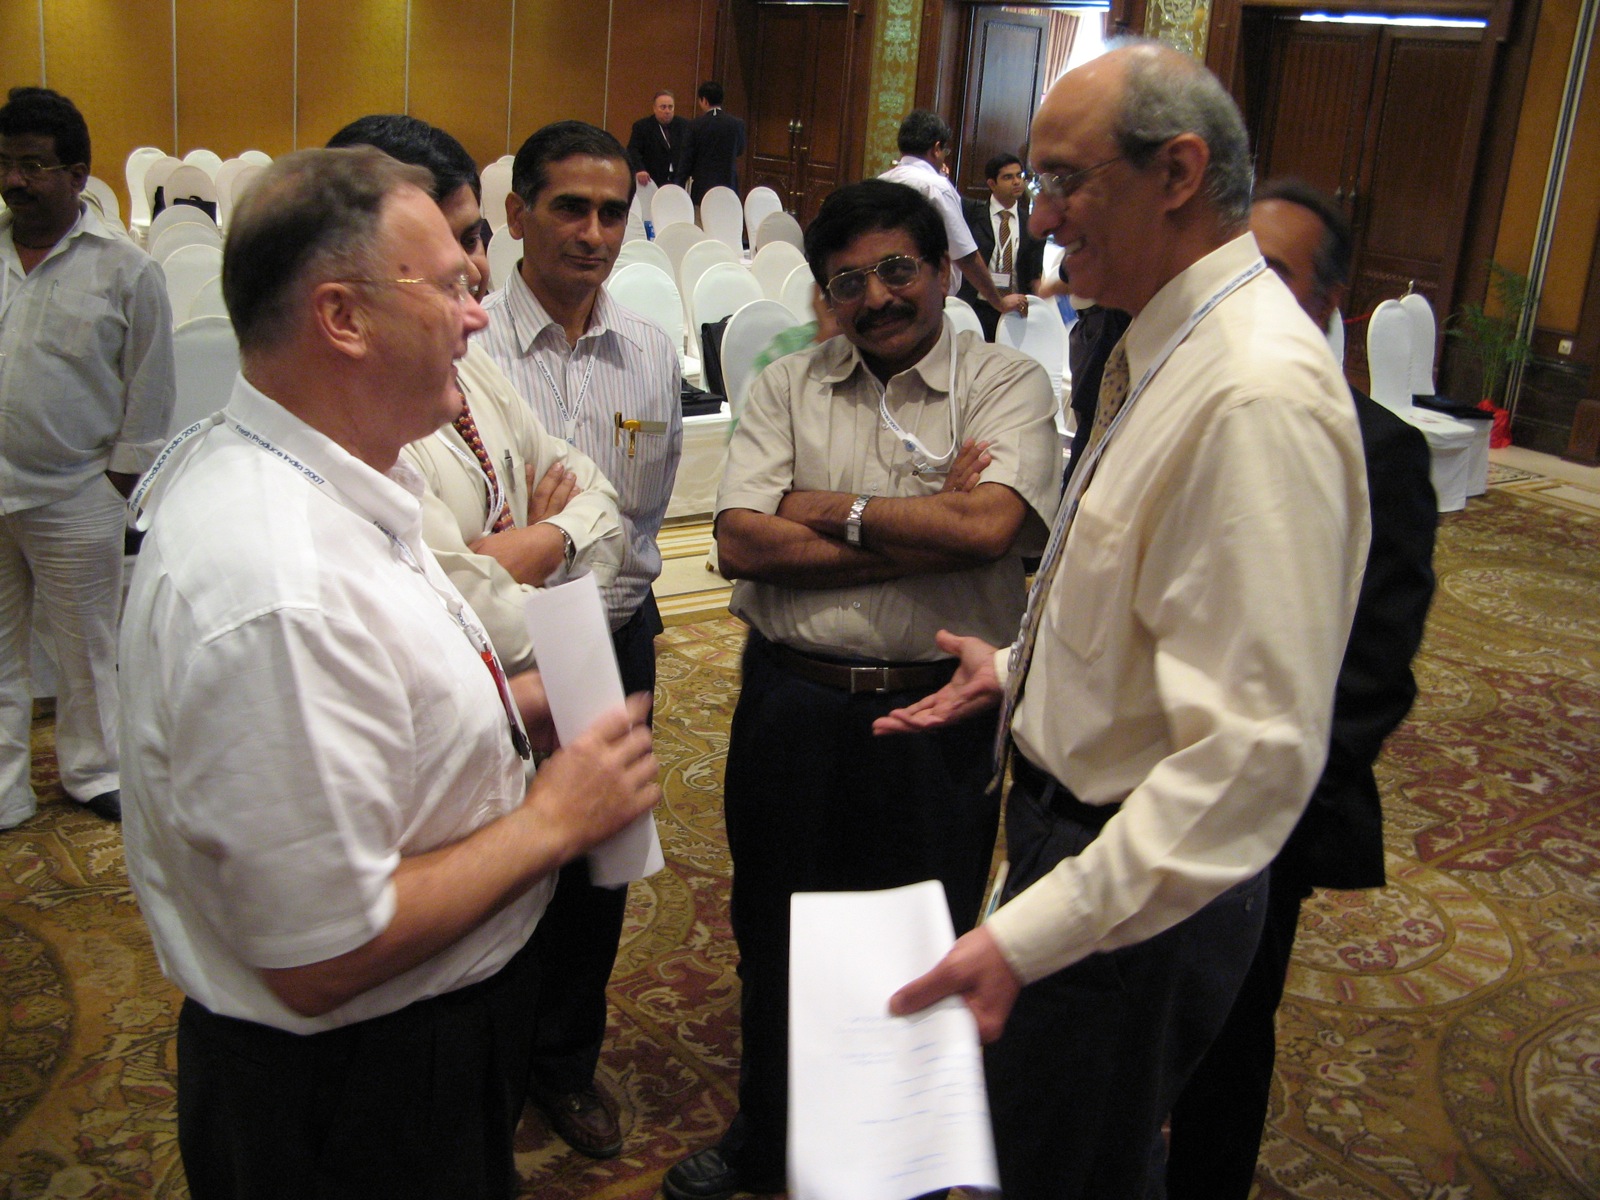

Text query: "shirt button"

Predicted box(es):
[853, 601, 862, 609]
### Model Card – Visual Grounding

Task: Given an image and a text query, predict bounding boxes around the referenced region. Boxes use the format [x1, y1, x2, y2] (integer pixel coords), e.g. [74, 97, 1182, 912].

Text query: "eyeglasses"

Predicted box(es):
[1024, 156, 1124, 204]
[824, 254, 925, 303]
[0, 157, 72, 182]
[343, 273, 476, 304]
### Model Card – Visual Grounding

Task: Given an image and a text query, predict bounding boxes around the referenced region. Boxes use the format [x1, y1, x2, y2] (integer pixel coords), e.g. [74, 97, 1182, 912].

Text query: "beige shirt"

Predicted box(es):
[989, 234, 1371, 983]
[717, 324, 1061, 661]
[401, 343, 624, 674]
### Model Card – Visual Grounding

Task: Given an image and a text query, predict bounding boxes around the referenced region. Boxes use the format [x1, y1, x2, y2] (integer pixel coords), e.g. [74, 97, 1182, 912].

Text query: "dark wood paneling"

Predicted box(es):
[957, 9, 1048, 198]
[605, 0, 718, 151]
[1254, 26, 1376, 198]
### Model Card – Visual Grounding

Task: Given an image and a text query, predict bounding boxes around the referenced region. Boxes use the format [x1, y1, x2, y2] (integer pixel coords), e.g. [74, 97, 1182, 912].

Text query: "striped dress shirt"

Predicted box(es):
[478, 272, 682, 629]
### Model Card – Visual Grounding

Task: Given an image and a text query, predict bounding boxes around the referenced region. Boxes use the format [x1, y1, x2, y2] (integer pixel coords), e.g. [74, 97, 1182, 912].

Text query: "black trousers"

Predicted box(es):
[1165, 863, 1314, 1200]
[720, 630, 1000, 1188]
[177, 930, 541, 1200]
[985, 762, 1268, 1200]
[527, 594, 660, 1095]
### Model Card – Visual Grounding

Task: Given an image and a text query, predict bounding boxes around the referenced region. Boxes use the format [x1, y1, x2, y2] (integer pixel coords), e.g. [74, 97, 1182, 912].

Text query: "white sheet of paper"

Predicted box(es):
[523, 572, 663, 886]
[789, 881, 999, 1200]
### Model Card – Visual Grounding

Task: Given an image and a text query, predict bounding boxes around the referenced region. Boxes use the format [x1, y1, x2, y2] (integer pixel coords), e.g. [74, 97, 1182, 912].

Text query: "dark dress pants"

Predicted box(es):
[985, 764, 1268, 1200]
[721, 630, 1000, 1188]
[1165, 863, 1313, 1200]
[177, 929, 541, 1200]
[527, 595, 660, 1095]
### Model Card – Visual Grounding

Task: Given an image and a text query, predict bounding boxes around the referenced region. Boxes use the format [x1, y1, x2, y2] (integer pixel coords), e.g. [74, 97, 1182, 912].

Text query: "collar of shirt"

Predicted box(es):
[1123, 232, 1264, 393]
[0, 200, 112, 275]
[894, 155, 941, 180]
[213, 374, 430, 556]
[989, 197, 1020, 221]
[499, 266, 648, 360]
[813, 319, 954, 395]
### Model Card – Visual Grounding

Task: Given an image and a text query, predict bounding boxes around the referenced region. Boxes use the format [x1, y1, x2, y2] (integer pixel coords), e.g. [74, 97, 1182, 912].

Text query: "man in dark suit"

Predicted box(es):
[685, 81, 745, 206]
[626, 90, 691, 188]
[1166, 178, 1439, 1200]
[957, 152, 1045, 340]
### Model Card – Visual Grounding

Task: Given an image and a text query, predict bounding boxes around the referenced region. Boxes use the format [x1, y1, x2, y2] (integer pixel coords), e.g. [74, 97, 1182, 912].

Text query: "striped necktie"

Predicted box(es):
[997, 210, 1014, 280]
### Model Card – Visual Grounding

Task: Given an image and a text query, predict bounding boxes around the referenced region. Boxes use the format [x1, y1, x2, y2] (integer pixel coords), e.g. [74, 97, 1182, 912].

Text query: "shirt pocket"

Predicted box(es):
[1052, 501, 1130, 666]
[41, 283, 113, 360]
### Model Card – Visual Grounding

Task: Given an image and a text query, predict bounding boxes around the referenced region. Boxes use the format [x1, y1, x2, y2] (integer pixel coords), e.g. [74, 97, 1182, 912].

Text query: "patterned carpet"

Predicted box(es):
[1, 480, 1597, 1200]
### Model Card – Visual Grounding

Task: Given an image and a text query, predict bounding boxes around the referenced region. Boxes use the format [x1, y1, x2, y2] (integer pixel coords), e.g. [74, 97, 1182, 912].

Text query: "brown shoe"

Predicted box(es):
[535, 1085, 623, 1158]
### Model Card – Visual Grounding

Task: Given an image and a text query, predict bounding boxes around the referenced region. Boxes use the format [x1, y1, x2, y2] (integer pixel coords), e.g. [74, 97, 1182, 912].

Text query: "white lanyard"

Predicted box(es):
[436, 431, 509, 540]
[875, 319, 962, 476]
[534, 353, 597, 445]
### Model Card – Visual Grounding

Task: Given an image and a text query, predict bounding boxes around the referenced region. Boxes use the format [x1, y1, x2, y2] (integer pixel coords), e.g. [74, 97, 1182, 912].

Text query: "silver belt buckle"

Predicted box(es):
[849, 666, 890, 694]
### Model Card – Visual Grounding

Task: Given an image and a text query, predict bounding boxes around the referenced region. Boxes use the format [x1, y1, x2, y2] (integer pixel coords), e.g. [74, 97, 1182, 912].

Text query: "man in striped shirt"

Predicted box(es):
[477, 119, 682, 1160]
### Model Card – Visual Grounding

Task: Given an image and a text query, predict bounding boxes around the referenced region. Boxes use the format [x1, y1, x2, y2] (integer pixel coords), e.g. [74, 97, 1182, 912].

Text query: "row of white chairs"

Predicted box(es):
[161, 243, 228, 325]
[125, 147, 271, 241]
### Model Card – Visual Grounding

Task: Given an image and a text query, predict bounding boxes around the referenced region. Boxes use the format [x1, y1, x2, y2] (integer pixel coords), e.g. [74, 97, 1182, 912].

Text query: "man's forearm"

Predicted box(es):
[955, 250, 1006, 309]
[471, 522, 569, 585]
[776, 484, 1029, 566]
[715, 508, 912, 588]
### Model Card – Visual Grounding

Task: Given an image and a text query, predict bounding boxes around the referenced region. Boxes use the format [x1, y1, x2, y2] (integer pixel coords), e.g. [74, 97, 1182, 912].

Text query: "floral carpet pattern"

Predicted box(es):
[1, 483, 1597, 1199]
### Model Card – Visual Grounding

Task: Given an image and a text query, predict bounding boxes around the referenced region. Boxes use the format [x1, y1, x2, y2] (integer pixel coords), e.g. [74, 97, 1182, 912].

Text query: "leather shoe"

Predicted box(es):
[535, 1085, 622, 1158]
[662, 1145, 745, 1200]
[81, 790, 122, 823]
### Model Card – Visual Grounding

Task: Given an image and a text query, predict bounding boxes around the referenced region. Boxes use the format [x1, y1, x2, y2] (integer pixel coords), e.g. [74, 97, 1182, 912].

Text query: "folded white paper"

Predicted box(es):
[523, 572, 663, 886]
[789, 881, 999, 1200]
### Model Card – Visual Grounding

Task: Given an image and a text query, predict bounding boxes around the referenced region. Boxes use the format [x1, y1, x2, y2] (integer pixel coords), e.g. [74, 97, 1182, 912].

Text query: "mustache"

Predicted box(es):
[854, 301, 918, 334]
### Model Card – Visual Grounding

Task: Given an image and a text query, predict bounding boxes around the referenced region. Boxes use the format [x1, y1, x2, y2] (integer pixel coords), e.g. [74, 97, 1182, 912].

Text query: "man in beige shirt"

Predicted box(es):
[880, 43, 1370, 1200]
[663, 179, 1059, 1200]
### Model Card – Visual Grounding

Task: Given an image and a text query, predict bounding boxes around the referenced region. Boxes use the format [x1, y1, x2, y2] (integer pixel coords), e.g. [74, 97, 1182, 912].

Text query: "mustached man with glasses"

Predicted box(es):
[0, 88, 173, 831]
[119, 149, 660, 1198]
[662, 179, 1060, 1200]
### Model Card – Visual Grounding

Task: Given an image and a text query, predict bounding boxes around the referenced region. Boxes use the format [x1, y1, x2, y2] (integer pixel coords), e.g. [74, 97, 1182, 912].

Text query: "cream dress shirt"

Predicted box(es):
[989, 234, 1372, 984]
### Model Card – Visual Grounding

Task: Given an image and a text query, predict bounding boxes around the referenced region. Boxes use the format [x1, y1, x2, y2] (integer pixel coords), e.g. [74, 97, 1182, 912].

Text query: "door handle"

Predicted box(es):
[788, 119, 803, 136]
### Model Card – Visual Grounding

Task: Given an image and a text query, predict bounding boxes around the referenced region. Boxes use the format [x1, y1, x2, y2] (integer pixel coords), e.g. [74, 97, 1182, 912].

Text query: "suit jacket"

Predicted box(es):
[686, 108, 746, 204]
[1278, 388, 1437, 889]
[627, 114, 692, 187]
[956, 197, 1045, 340]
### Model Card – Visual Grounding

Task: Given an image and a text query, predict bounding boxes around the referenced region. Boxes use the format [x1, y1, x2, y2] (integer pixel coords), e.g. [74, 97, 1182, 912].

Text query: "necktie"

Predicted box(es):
[997, 210, 1014, 280]
[988, 336, 1130, 790]
[452, 402, 514, 533]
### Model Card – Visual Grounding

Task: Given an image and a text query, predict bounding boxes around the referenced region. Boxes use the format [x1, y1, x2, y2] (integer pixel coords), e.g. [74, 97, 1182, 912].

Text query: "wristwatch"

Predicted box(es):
[845, 494, 871, 547]
[559, 527, 577, 571]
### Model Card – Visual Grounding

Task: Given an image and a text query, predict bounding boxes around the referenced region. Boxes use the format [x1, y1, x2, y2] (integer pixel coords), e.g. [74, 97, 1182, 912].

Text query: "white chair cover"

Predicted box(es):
[487, 233, 522, 297]
[721, 298, 805, 420]
[124, 147, 166, 233]
[151, 220, 223, 263]
[213, 158, 249, 226]
[744, 187, 782, 247]
[700, 186, 745, 253]
[653, 221, 711, 276]
[187, 275, 229, 320]
[997, 302, 1069, 398]
[680, 240, 741, 330]
[83, 177, 121, 229]
[1326, 306, 1346, 368]
[631, 181, 658, 240]
[162, 244, 224, 323]
[778, 263, 816, 321]
[170, 316, 241, 436]
[223, 163, 267, 226]
[1366, 301, 1414, 412]
[616, 239, 674, 277]
[1368, 299, 1477, 512]
[651, 184, 695, 232]
[148, 202, 215, 245]
[1398, 292, 1438, 397]
[751, 241, 807, 301]
[944, 296, 984, 340]
[142, 156, 184, 224]
[481, 159, 515, 233]
[692, 262, 764, 333]
[238, 149, 273, 167]
[608, 262, 697, 382]
[164, 164, 219, 208]
[755, 210, 804, 252]
[182, 149, 223, 177]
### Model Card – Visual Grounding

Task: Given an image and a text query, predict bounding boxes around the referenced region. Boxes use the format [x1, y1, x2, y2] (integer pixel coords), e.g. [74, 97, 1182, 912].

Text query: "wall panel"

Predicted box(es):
[605, 0, 717, 151]
[176, 0, 293, 158]
[510, 0, 609, 148]
[410, 0, 514, 168]
[0, 2, 44, 91]
[297, 1, 407, 152]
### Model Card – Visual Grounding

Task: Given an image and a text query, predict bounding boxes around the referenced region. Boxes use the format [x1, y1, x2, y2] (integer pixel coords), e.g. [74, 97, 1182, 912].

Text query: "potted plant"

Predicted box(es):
[1446, 261, 1532, 448]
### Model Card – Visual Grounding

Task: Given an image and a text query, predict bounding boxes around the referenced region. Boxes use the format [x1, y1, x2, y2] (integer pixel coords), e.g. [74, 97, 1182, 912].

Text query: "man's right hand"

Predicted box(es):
[527, 692, 659, 859]
[635, 170, 652, 187]
[526, 462, 579, 524]
[873, 629, 1003, 734]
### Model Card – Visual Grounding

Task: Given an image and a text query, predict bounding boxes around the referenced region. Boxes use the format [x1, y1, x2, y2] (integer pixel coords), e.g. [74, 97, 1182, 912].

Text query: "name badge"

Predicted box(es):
[992, 272, 1012, 290]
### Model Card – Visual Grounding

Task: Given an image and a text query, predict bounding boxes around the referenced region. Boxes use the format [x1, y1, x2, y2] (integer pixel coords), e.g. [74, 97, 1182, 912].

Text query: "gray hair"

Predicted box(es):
[1111, 39, 1254, 226]
[223, 147, 433, 354]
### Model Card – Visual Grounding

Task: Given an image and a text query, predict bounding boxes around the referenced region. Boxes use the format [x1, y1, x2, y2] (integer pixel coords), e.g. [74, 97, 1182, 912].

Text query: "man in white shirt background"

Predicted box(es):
[478, 119, 682, 1159]
[957, 152, 1046, 341]
[0, 87, 173, 830]
[880, 110, 1026, 322]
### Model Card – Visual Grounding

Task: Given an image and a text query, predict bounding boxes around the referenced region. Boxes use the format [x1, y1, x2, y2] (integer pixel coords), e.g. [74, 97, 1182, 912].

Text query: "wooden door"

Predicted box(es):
[957, 8, 1050, 200]
[1254, 18, 1491, 387]
[745, 4, 853, 225]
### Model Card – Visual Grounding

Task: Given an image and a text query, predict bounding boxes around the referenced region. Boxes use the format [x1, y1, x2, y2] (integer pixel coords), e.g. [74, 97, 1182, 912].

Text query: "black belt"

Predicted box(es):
[767, 641, 954, 695]
[1011, 754, 1120, 829]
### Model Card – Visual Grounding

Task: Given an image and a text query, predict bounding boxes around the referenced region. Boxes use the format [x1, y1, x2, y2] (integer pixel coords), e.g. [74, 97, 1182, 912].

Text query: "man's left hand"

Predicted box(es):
[889, 925, 1022, 1044]
[997, 293, 1029, 318]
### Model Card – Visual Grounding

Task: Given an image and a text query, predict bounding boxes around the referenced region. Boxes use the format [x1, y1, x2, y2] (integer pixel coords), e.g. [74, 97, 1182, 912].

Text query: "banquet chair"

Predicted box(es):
[998, 302, 1069, 398]
[654, 221, 711, 277]
[751, 241, 807, 301]
[651, 184, 695, 233]
[754, 210, 804, 252]
[699, 186, 745, 253]
[151, 220, 223, 263]
[170, 317, 241, 436]
[616, 239, 674, 277]
[1368, 299, 1476, 512]
[944, 296, 984, 340]
[778, 263, 816, 322]
[608, 262, 699, 384]
[162, 244, 224, 325]
[744, 187, 782, 247]
[720, 299, 804, 420]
